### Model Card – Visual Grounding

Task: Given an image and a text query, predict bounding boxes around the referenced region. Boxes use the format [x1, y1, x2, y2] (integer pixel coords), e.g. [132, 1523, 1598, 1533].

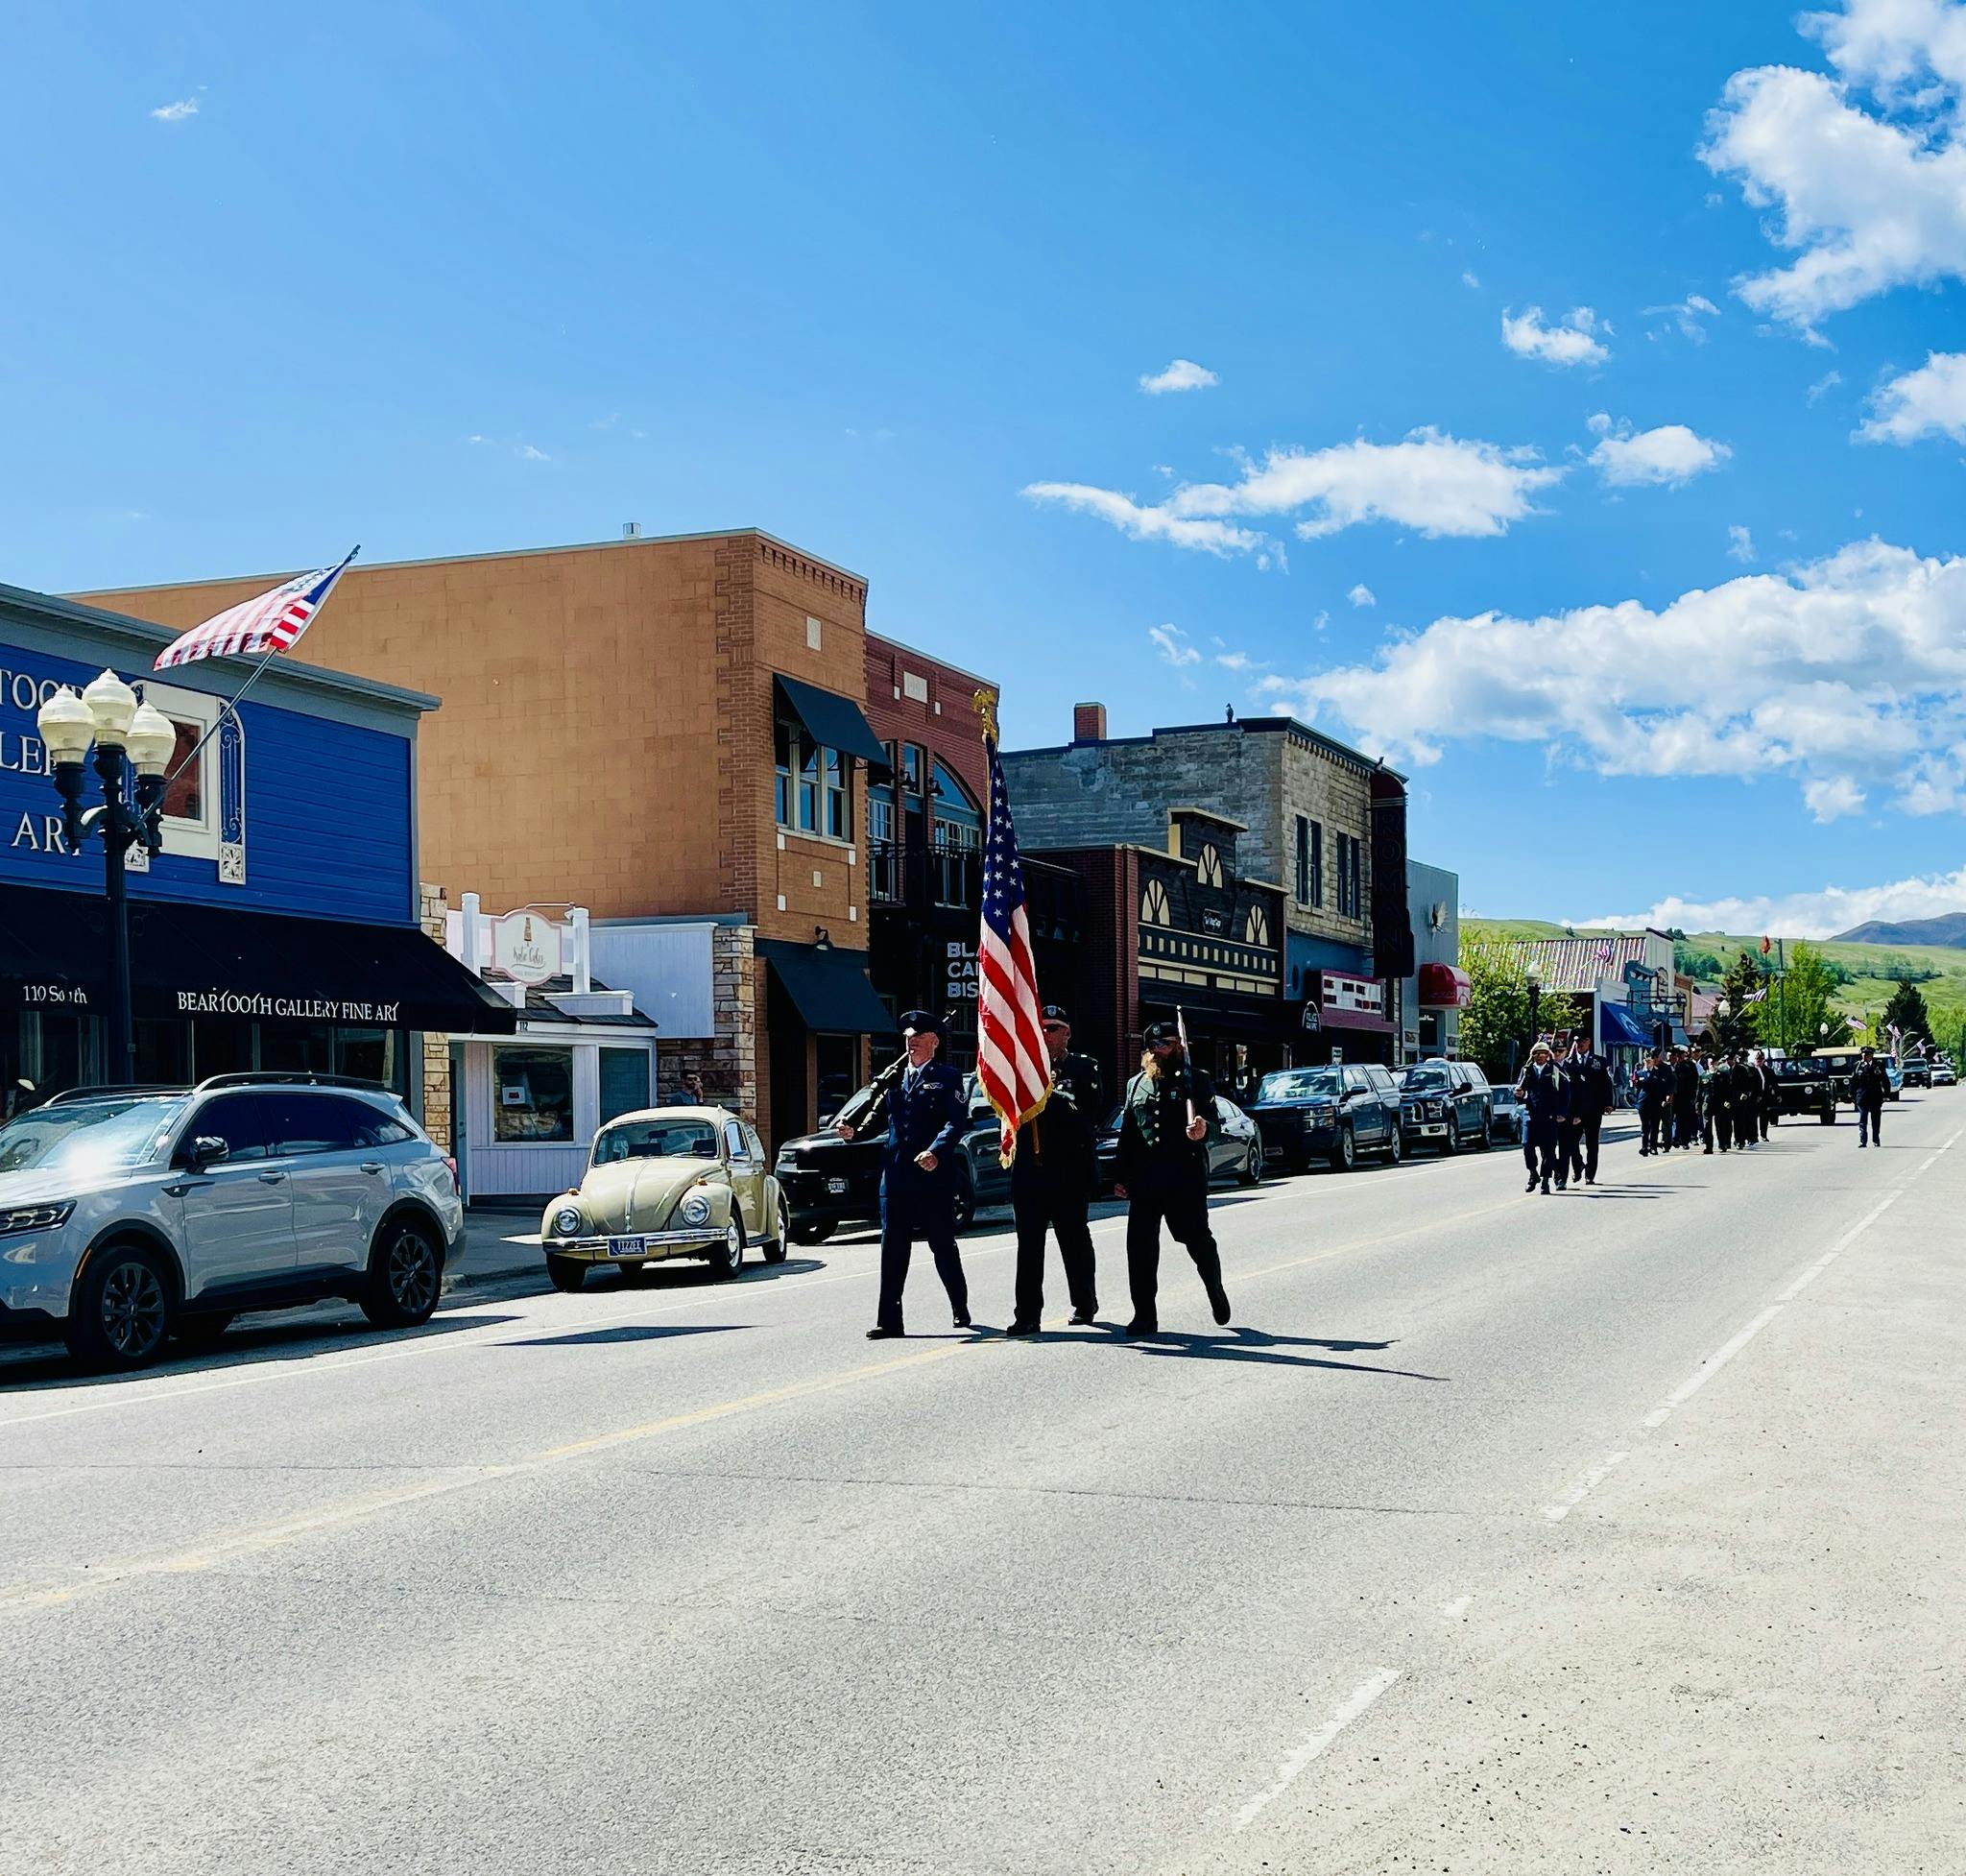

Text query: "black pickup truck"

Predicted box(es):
[770, 1073, 1012, 1242]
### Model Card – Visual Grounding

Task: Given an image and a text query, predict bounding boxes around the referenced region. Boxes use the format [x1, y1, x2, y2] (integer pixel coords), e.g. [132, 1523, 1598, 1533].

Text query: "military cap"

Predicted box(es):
[899, 1009, 943, 1038]
[1041, 1003, 1070, 1025]
[1142, 1019, 1182, 1046]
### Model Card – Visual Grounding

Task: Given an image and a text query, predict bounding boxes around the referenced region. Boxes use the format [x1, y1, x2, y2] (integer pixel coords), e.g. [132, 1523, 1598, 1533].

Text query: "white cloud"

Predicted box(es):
[1147, 623, 1202, 667]
[467, 434, 490, 445]
[1461, 270, 1482, 290]
[1803, 775, 1867, 820]
[1026, 426, 1559, 557]
[1858, 350, 1966, 443]
[1139, 358, 1218, 395]
[517, 443, 551, 461]
[150, 98, 199, 122]
[1642, 294, 1721, 343]
[1214, 650, 1260, 672]
[1586, 415, 1732, 487]
[1808, 370, 1844, 404]
[1500, 305, 1610, 367]
[1258, 538, 1966, 821]
[1348, 583, 1377, 608]
[1701, 1, 1966, 328]
[1021, 482, 1266, 557]
[1581, 864, 1966, 941]
[1729, 523, 1758, 563]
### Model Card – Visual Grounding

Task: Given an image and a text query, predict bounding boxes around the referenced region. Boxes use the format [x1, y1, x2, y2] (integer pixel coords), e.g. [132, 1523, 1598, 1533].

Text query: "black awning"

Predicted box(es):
[0, 882, 517, 1033]
[773, 674, 890, 770]
[757, 939, 893, 1035]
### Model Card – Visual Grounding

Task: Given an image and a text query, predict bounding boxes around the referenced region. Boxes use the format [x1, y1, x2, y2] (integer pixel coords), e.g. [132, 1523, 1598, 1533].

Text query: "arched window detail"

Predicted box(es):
[1245, 903, 1270, 949]
[930, 759, 982, 907]
[1141, 879, 1172, 926]
[1197, 843, 1223, 887]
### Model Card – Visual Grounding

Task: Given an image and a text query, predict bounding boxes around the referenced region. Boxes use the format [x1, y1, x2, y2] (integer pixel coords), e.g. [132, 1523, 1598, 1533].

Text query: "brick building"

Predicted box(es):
[860, 633, 1082, 1065]
[82, 530, 899, 1148]
[1002, 703, 1413, 1066]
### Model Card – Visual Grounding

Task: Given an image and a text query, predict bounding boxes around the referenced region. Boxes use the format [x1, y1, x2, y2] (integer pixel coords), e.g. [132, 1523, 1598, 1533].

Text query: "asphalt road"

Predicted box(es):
[3, 1100, 1959, 1874]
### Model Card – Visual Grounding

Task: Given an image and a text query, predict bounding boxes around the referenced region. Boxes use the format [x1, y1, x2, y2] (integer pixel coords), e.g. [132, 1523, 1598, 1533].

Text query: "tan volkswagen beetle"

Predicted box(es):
[539, 1106, 788, 1292]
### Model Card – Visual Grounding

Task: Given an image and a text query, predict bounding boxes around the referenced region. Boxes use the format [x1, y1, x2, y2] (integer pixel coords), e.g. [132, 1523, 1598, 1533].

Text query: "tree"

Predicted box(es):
[1674, 943, 1724, 982]
[1710, 949, 1768, 1052]
[1763, 941, 1850, 1053]
[1881, 978, 1933, 1053]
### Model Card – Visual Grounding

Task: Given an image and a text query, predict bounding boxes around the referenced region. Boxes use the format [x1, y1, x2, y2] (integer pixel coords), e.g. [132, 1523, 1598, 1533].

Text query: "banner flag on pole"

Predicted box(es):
[154, 546, 359, 671]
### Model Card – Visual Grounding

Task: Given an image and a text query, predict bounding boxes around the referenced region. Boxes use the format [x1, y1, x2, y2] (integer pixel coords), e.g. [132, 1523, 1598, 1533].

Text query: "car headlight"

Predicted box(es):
[0, 1202, 73, 1236]
[679, 1191, 713, 1227]
[551, 1204, 584, 1239]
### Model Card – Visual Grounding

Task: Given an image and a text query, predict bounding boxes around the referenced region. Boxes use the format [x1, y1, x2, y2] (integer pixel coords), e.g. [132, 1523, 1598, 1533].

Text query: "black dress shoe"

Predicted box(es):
[1525, 1175, 1539, 1192]
[1207, 1282, 1232, 1326]
[866, 1327, 902, 1340]
[1123, 1317, 1158, 1336]
[954, 1312, 973, 1329]
[1069, 1309, 1098, 1326]
[1003, 1319, 1040, 1336]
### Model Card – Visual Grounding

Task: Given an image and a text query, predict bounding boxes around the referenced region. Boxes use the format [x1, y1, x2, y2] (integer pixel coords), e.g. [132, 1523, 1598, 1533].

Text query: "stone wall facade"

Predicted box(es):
[650, 924, 761, 1118]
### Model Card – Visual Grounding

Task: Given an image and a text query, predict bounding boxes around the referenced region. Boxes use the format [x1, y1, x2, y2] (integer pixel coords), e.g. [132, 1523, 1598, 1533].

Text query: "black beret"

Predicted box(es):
[1042, 1004, 1070, 1025]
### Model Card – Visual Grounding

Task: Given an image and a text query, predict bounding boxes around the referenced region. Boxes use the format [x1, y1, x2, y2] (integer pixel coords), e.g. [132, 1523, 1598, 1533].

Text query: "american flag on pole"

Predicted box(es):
[975, 700, 1050, 1162]
[154, 546, 359, 671]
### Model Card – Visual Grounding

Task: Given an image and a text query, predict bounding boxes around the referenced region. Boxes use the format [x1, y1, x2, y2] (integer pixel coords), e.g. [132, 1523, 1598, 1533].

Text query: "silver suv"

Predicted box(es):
[0, 1073, 464, 1371]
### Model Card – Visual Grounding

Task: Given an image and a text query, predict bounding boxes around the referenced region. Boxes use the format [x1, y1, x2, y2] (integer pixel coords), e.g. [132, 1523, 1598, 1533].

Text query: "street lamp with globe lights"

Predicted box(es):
[36, 670, 178, 1082]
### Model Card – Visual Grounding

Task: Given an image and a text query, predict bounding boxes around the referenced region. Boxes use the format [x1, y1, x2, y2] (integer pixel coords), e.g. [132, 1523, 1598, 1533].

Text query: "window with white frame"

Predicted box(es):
[774, 718, 854, 840]
[141, 678, 221, 861]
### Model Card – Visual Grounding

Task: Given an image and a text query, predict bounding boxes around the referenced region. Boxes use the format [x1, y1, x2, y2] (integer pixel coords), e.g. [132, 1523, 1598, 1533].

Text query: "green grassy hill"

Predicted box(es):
[1463, 919, 1966, 1051]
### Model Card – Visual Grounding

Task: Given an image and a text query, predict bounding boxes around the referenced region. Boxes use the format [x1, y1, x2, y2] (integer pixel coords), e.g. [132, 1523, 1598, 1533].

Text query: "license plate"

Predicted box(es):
[607, 1236, 647, 1258]
[827, 1176, 849, 1195]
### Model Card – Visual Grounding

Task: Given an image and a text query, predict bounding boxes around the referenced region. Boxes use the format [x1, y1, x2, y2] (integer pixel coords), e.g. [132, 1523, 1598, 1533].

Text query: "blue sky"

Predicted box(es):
[7, 1, 1966, 937]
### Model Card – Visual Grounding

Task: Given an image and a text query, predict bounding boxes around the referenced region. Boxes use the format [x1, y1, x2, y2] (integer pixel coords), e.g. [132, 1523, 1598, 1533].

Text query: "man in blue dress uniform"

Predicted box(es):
[838, 1010, 972, 1339]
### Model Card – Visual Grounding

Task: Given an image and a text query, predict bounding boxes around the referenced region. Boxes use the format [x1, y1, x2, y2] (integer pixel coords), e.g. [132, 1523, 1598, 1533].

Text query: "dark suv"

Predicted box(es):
[1398, 1059, 1494, 1154]
[1249, 1063, 1403, 1172]
[772, 1073, 1012, 1242]
[1770, 1056, 1835, 1123]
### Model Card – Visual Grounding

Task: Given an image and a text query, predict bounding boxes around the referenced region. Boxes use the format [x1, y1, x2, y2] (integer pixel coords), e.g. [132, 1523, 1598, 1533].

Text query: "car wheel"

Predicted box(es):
[789, 1219, 834, 1246]
[172, 1311, 234, 1349]
[360, 1216, 443, 1329]
[66, 1242, 174, 1372]
[1443, 1118, 1460, 1155]
[1238, 1138, 1262, 1186]
[545, 1253, 587, 1293]
[951, 1173, 974, 1233]
[711, 1215, 745, 1280]
[1331, 1125, 1356, 1172]
[1384, 1124, 1403, 1166]
[1477, 1113, 1494, 1151]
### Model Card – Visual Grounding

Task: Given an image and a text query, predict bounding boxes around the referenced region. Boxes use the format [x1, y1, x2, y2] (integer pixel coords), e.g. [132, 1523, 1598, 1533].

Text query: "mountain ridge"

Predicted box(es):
[1833, 912, 1966, 948]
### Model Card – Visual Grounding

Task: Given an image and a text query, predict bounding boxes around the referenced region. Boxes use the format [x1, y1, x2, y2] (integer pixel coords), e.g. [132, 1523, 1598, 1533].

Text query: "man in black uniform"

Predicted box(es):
[839, 1011, 972, 1338]
[1113, 1020, 1230, 1335]
[1854, 1045, 1888, 1148]
[1708, 1048, 1735, 1153]
[1561, 1034, 1614, 1186]
[1670, 1046, 1701, 1151]
[1516, 1040, 1569, 1193]
[1637, 1049, 1669, 1156]
[1731, 1049, 1762, 1149]
[1005, 1006, 1103, 1335]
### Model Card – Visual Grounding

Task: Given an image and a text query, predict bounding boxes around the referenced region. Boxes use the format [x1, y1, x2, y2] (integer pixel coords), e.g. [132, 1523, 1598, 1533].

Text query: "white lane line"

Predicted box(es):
[1541, 1451, 1628, 1522]
[1920, 1126, 1962, 1172]
[1230, 1668, 1401, 1834]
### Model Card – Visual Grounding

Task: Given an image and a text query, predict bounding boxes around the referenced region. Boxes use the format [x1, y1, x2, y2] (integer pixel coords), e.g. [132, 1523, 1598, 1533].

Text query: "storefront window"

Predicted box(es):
[815, 1034, 859, 1124]
[494, 1046, 574, 1142]
[335, 1026, 398, 1089]
[259, 1022, 332, 1075]
[134, 1019, 192, 1086]
[598, 1047, 650, 1125]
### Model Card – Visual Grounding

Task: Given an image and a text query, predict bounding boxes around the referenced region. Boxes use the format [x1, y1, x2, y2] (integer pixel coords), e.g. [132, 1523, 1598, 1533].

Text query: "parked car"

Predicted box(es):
[1932, 1059, 1956, 1088]
[540, 1106, 787, 1291]
[0, 1073, 461, 1372]
[1901, 1056, 1932, 1090]
[1248, 1063, 1403, 1171]
[1770, 1056, 1836, 1123]
[1397, 1059, 1493, 1155]
[1488, 1084, 1524, 1143]
[773, 1073, 1011, 1242]
[1095, 1093, 1264, 1192]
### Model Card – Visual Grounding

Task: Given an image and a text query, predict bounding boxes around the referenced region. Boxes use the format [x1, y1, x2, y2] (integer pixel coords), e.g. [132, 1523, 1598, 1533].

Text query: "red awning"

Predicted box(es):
[1418, 962, 1472, 1009]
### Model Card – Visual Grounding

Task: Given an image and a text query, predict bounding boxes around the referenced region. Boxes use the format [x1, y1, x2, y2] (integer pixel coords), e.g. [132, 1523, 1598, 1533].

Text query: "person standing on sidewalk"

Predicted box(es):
[1854, 1045, 1889, 1148]
[1562, 1035, 1614, 1186]
[1004, 1005, 1103, 1335]
[1516, 1041, 1570, 1193]
[1113, 1020, 1230, 1335]
[841, 1011, 972, 1338]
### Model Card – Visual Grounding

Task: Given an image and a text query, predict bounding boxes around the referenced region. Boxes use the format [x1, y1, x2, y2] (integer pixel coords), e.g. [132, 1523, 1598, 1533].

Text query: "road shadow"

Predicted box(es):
[498, 1323, 751, 1349]
[1019, 1323, 1446, 1381]
[604, 1257, 827, 1292]
[0, 1309, 527, 1393]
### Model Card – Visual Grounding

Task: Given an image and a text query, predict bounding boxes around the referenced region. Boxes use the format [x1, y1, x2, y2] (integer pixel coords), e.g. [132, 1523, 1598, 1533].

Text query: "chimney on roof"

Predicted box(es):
[1073, 702, 1107, 743]
[622, 521, 642, 539]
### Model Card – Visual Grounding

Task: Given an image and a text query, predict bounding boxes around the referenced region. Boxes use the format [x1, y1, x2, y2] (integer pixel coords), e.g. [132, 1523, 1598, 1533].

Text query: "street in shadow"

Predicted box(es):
[499, 1323, 752, 1349]
[1003, 1322, 1446, 1381]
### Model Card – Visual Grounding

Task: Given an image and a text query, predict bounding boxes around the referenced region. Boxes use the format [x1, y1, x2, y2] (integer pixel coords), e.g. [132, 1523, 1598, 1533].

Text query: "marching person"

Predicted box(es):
[1637, 1048, 1668, 1156]
[839, 1011, 972, 1338]
[1670, 1046, 1700, 1151]
[1754, 1048, 1779, 1139]
[1853, 1045, 1888, 1148]
[1731, 1049, 1762, 1149]
[1708, 1048, 1735, 1153]
[1113, 1020, 1231, 1335]
[1516, 1039, 1570, 1194]
[1005, 1005, 1104, 1335]
[1562, 1034, 1613, 1187]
